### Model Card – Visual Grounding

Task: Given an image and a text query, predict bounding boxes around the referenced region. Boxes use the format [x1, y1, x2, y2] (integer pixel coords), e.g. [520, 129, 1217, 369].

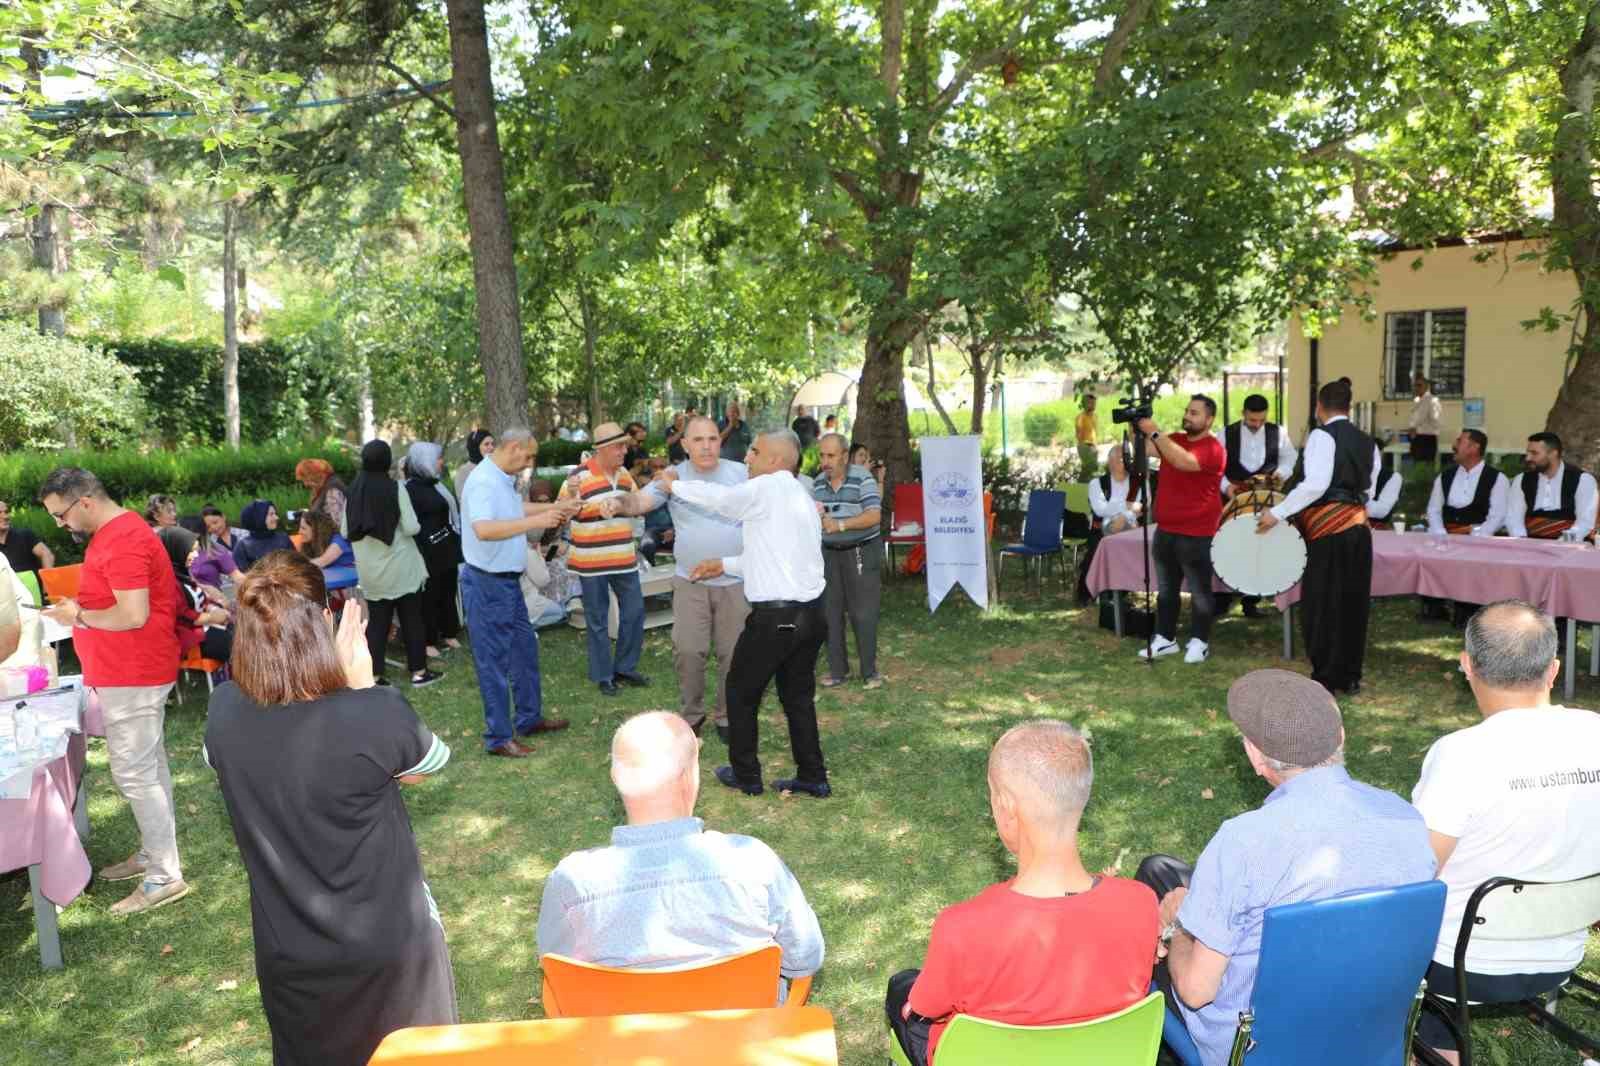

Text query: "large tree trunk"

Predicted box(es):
[858, 324, 915, 517]
[969, 348, 992, 437]
[222, 202, 241, 448]
[445, 0, 531, 435]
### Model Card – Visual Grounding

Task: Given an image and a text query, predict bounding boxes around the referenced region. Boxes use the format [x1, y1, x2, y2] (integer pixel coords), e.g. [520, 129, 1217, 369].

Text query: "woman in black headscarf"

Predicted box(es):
[452, 429, 495, 501]
[402, 442, 463, 657]
[343, 441, 441, 689]
[233, 499, 295, 572]
[157, 525, 234, 663]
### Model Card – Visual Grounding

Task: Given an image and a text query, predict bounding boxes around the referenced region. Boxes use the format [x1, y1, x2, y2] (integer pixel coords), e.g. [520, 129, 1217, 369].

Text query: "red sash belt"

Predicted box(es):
[1296, 502, 1368, 542]
[1525, 516, 1575, 540]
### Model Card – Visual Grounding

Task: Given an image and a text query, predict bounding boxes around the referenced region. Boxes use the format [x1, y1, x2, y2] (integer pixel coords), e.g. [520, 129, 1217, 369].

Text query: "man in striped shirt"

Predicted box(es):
[558, 423, 650, 697]
[811, 434, 884, 689]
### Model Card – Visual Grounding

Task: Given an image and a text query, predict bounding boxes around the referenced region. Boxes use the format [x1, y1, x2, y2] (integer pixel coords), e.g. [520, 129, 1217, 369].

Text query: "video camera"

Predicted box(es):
[1110, 397, 1152, 426]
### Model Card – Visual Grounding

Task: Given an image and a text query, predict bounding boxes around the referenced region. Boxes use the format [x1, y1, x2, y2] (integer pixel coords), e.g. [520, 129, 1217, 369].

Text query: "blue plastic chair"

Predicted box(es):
[1161, 879, 1446, 1066]
[998, 490, 1066, 597]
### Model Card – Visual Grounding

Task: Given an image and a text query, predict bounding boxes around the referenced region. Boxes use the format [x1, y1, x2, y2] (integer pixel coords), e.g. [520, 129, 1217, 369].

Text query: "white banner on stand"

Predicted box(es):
[919, 435, 988, 611]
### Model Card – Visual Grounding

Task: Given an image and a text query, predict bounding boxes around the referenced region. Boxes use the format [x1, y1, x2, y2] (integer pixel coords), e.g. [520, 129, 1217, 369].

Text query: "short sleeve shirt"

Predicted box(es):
[644, 460, 747, 586]
[1176, 767, 1435, 1066]
[1, 526, 43, 576]
[1152, 433, 1227, 537]
[811, 466, 883, 547]
[77, 510, 180, 687]
[459, 460, 527, 573]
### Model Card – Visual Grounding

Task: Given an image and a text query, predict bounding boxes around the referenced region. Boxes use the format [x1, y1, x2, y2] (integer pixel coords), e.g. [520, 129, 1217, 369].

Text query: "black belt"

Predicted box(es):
[466, 564, 521, 579]
[750, 596, 823, 611]
[824, 537, 880, 552]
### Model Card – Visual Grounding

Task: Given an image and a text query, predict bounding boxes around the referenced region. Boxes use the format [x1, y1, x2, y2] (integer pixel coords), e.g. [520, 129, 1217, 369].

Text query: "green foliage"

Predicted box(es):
[70, 259, 218, 342]
[0, 321, 144, 450]
[89, 336, 354, 446]
[1021, 406, 1063, 447]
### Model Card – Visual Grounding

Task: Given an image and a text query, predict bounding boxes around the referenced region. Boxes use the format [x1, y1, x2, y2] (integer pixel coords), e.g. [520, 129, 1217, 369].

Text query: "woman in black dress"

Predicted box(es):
[402, 441, 463, 657]
[204, 551, 456, 1066]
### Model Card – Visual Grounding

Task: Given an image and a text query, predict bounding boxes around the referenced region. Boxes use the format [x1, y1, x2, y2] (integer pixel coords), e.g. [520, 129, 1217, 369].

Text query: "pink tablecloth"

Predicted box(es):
[0, 731, 90, 906]
[1086, 527, 1600, 621]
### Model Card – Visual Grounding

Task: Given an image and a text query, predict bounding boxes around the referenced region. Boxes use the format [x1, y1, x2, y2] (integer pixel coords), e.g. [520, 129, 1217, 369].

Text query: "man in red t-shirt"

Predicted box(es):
[885, 721, 1160, 1065]
[1134, 396, 1226, 664]
[40, 468, 188, 916]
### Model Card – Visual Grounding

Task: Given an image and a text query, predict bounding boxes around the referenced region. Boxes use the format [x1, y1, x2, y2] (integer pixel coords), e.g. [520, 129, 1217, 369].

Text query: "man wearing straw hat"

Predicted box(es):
[559, 422, 651, 697]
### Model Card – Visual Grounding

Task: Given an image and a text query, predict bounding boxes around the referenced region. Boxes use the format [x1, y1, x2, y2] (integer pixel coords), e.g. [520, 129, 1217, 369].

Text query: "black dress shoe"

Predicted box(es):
[714, 765, 763, 796]
[1343, 680, 1362, 697]
[716, 725, 730, 744]
[613, 671, 650, 688]
[773, 777, 832, 799]
[598, 680, 620, 697]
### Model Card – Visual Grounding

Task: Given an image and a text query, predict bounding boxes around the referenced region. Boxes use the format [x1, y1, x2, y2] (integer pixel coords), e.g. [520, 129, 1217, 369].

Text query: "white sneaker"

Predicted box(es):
[1138, 636, 1179, 660]
[1184, 639, 1210, 664]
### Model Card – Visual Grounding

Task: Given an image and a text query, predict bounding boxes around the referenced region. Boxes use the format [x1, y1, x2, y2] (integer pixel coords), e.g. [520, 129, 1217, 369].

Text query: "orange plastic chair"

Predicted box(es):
[38, 564, 82, 604]
[367, 1006, 839, 1065]
[540, 945, 813, 1019]
[179, 645, 226, 693]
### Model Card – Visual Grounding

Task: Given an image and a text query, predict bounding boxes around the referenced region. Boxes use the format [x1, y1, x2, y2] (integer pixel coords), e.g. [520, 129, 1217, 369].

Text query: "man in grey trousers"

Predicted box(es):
[812, 434, 884, 689]
[624, 417, 750, 741]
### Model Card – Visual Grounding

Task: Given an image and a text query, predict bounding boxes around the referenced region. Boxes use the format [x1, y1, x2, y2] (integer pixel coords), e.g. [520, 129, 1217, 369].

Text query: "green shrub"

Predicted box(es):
[0, 440, 353, 512]
[87, 336, 355, 446]
[0, 321, 145, 450]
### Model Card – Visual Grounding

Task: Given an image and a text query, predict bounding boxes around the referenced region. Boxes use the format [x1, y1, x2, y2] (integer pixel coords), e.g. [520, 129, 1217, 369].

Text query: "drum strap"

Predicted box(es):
[1525, 516, 1575, 540]
[1296, 501, 1367, 542]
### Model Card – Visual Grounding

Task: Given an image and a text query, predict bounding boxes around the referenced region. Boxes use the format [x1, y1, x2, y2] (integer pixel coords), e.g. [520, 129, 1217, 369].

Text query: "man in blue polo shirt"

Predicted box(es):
[811, 433, 884, 689]
[1135, 669, 1435, 1066]
[459, 428, 580, 758]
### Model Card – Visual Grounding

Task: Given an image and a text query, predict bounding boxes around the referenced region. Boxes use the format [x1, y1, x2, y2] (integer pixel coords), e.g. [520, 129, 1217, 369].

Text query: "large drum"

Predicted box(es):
[1212, 487, 1307, 597]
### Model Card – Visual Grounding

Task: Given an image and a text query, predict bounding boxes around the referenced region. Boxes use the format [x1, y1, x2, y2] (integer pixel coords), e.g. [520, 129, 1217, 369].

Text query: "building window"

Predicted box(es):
[1384, 309, 1465, 399]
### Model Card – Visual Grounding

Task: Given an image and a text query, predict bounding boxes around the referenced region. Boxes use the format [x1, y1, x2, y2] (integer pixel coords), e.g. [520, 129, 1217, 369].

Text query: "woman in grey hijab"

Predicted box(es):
[403, 442, 464, 654]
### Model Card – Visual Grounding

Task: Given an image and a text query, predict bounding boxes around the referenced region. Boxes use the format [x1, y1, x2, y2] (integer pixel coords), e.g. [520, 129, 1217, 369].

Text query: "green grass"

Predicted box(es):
[2, 583, 1597, 1065]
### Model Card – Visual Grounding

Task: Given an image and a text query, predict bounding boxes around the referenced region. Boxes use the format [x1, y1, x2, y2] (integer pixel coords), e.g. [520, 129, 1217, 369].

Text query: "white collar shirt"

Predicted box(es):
[1216, 423, 1297, 492]
[1427, 460, 1509, 536]
[1269, 416, 1381, 521]
[1409, 392, 1443, 436]
[668, 471, 825, 602]
[1504, 463, 1599, 540]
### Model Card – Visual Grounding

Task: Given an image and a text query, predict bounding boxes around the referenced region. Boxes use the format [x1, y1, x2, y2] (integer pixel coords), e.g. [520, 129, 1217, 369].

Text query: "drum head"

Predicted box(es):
[1211, 514, 1307, 597]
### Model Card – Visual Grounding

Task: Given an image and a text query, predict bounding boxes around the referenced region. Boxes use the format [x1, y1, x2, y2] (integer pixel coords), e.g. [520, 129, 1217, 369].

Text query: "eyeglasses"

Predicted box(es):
[48, 497, 84, 524]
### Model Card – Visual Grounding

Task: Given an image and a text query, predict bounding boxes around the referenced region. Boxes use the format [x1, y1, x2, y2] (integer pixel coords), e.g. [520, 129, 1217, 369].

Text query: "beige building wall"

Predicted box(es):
[1287, 238, 1576, 452]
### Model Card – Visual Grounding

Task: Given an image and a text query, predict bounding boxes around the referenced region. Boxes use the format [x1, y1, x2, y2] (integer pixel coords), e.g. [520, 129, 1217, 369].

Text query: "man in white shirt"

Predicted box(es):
[1410, 600, 1600, 1064]
[1426, 430, 1508, 537]
[1366, 457, 1402, 525]
[1503, 431, 1598, 542]
[657, 429, 831, 799]
[1409, 375, 1443, 463]
[1217, 394, 1298, 618]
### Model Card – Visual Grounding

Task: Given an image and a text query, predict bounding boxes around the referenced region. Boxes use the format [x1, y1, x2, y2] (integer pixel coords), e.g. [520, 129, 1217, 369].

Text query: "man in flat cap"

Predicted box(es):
[559, 422, 651, 696]
[1135, 669, 1435, 1066]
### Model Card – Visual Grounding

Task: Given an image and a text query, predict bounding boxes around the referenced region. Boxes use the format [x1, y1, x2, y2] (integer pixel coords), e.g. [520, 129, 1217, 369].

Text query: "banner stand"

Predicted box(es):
[919, 435, 989, 613]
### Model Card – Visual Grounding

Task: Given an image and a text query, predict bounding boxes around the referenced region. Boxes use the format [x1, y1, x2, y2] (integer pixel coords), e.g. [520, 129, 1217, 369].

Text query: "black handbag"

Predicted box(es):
[1098, 593, 1153, 637]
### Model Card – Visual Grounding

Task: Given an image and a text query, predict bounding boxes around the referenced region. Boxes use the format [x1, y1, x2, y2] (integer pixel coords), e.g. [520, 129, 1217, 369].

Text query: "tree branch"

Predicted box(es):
[1093, 0, 1154, 99]
[830, 167, 875, 216]
[378, 58, 457, 122]
[881, 0, 905, 104]
[926, 0, 1041, 122]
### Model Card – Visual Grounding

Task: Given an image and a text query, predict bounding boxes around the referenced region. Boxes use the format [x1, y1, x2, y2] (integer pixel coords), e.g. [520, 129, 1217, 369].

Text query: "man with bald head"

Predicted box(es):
[656, 429, 831, 798]
[1410, 600, 1600, 1064]
[885, 721, 1159, 1066]
[614, 416, 750, 740]
[536, 712, 823, 988]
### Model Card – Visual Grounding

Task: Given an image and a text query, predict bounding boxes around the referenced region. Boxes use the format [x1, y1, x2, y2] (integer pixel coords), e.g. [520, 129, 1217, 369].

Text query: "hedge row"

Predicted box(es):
[88, 336, 354, 446]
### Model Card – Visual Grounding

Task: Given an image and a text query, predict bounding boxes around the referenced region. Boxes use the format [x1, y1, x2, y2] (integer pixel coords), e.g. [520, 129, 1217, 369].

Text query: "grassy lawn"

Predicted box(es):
[2, 578, 1597, 1065]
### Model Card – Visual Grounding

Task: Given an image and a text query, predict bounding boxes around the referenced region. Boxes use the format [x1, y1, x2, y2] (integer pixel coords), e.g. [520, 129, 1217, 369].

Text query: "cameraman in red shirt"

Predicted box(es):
[1134, 396, 1226, 664]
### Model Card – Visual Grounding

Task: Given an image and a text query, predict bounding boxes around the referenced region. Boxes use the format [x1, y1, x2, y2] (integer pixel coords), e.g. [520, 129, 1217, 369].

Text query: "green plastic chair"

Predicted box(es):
[16, 569, 41, 608]
[888, 991, 1164, 1066]
[1062, 482, 1093, 573]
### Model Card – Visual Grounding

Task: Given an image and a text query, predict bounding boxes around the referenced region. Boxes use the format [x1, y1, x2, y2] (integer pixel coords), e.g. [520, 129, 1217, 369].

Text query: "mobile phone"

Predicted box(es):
[347, 585, 370, 625]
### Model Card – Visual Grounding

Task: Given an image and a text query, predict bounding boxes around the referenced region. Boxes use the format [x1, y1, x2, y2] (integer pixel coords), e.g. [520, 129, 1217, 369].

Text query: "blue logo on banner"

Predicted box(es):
[930, 472, 976, 508]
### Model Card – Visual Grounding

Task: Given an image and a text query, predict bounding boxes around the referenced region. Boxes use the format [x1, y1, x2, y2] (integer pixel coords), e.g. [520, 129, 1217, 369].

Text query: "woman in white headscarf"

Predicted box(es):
[402, 442, 464, 656]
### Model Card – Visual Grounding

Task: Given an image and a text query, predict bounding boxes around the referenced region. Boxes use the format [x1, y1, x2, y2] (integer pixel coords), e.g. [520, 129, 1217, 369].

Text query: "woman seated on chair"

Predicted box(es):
[233, 499, 296, 573]
[299, 511, 359, 592]
[1076, 445, 1157, 605]
[203, 551, 457, 1066]
[157, 526, 234, 663]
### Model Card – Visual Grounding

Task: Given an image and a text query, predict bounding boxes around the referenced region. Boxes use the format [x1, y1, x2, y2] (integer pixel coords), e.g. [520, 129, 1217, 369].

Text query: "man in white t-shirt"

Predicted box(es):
[1411, 599, 1600, 1063]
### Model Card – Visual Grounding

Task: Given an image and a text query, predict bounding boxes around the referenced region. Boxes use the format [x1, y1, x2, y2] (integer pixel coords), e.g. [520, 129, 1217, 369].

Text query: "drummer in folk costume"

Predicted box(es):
[1256, 380, 1380, 696]
[1217, 393, 1297, 618]
[1504, 432, 1597, 543]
